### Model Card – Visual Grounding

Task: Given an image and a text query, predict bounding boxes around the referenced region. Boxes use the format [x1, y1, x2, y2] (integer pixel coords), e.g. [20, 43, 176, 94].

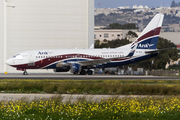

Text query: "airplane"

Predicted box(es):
[6, 13, 164, 75]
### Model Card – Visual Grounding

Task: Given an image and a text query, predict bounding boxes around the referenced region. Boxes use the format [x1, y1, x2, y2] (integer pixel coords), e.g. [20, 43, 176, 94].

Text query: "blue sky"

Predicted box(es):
[95, 0, 180, 8]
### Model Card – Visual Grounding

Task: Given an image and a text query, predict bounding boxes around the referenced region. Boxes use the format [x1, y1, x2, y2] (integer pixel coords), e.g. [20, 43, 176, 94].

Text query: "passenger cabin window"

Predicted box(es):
[22, 55, 27, 57]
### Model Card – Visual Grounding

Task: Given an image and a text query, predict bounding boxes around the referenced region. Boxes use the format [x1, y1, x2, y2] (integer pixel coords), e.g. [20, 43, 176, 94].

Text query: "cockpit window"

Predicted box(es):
[13, 54, 20, 58]
[13, 54, 23, 59]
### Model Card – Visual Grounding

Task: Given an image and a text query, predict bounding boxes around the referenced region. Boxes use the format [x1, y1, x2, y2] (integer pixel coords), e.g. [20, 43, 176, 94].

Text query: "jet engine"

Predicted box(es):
[70, 63, 82, 74]
[53, 62, 70, 72]
[53, 66, 70, 72]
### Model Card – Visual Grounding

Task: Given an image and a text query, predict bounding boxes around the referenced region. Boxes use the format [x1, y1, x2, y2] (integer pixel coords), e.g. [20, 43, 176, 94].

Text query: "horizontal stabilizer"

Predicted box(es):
[145, 47, 176, 54]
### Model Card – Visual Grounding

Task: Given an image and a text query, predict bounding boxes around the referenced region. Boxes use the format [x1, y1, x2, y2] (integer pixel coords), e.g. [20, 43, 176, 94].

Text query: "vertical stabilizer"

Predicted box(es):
[131, 13, 164, 50]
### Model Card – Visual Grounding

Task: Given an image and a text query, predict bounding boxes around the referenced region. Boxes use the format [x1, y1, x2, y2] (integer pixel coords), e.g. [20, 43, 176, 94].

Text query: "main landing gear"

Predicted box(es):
[80, 70, 86, 75]
[23, 70, 28, 75]
[79, 70, 93, 75]
[87, 70, 93, 75]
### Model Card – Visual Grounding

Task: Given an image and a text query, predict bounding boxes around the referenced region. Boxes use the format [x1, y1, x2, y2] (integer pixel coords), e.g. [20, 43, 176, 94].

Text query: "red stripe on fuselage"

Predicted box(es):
[11, 54, 103, 69]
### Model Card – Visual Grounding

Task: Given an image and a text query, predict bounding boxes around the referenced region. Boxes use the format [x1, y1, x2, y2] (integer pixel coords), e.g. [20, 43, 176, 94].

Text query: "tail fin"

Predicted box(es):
[131, 13, 164, 50]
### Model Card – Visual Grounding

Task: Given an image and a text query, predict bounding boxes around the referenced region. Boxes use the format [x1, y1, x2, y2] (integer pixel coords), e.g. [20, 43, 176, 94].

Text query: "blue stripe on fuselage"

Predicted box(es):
[44, 59, 88, 69]
[44, 53, 158, 69]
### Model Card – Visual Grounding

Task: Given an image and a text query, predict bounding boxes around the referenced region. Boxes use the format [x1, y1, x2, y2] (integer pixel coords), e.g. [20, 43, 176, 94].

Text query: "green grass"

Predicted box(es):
[0, 79, 180, 95]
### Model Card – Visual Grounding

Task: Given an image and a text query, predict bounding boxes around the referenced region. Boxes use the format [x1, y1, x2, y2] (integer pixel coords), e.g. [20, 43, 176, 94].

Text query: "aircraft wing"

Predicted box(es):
[77, 47, 136, 66]
[78, 56, 129, 66]
[65, 48, 135, 66]
[79, 58, 111, 66]
[57, 57, 124, 67]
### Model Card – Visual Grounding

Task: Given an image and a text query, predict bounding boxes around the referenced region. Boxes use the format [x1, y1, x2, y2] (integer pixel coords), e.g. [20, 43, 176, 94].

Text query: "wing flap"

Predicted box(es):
[79, 58, 111, 66]
[79, 56, 131, 66]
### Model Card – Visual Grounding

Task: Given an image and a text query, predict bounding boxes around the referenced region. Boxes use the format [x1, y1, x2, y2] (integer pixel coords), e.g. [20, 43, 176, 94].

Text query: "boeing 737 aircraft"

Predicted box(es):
[6, 13, 164, 75]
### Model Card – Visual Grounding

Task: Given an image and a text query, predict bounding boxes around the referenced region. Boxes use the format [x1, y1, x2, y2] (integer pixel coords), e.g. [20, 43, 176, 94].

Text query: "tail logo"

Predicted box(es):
[138, 43, 154, 49]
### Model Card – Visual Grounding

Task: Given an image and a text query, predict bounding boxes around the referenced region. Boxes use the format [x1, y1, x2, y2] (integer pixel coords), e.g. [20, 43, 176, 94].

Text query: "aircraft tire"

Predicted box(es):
[80, 70, 86, 75]
[87, 70, 93, 75]
[73, 72, 78, 75]
[23, 71, 28, 75]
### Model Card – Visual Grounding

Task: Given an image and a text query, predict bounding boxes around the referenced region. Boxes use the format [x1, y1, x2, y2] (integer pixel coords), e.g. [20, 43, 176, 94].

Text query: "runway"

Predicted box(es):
[0, 73, 180, 80]
[0, 73, 179, 102]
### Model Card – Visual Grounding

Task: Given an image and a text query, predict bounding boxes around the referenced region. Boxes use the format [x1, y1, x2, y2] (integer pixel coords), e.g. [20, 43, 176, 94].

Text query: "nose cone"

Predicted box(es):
[6, 58, 13, 66]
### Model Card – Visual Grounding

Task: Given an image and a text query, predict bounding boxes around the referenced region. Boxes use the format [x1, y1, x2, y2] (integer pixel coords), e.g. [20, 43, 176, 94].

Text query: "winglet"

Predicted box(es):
[89, 44, 94, 49]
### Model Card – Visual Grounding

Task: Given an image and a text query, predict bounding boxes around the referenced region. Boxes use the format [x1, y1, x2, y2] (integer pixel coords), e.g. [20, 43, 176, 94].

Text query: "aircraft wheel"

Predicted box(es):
[73, 72, 78, 75]
[80, 70, 86, 75]
[23, 71, 28, 75]
[87, 70, 93, 75]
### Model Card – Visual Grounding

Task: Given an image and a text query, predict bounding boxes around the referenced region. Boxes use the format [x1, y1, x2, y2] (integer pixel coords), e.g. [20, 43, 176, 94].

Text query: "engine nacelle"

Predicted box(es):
[70, 63, 81, 74]
[56, 62, 66, 68]
[53, 66, 70, 72]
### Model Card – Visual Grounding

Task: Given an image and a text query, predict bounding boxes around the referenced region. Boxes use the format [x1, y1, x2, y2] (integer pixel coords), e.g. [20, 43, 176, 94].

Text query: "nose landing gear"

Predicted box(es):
[17, 68, 28, 75]
[23, 70, 28, 75]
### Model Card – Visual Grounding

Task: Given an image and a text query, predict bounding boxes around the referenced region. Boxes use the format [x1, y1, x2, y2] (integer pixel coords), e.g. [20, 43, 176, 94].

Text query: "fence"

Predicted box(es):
[96, 68, 180, 77]
[148, 69, 180, 77]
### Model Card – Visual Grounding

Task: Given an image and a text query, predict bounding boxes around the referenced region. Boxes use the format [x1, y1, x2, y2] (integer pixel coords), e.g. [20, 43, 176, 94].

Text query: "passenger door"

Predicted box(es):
[28, 52, 35, 66]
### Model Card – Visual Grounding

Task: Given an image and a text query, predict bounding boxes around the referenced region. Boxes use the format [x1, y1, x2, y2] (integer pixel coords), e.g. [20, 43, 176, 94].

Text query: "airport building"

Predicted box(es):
[94, 28, 138, 41]
[94, 29, 123, 41]
[0, 0, 94, 73]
